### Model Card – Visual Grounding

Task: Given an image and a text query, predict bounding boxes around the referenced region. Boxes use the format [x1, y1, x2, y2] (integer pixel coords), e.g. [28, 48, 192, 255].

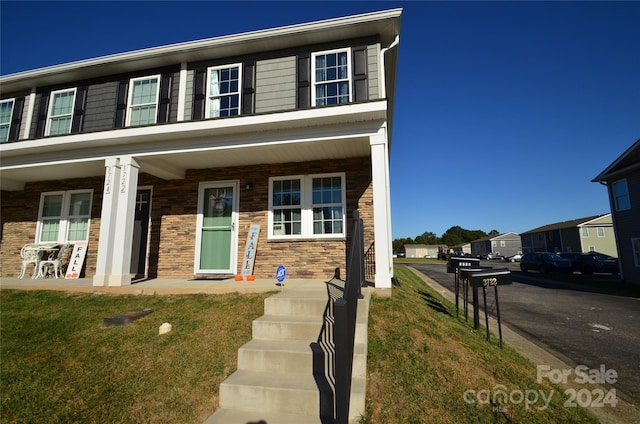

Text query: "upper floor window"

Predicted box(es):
[127, 75, 160, 126]
[312, 48, 351, 106]
[37, 190, 92, 243]
[613, 179, 631, 211]
[0, 99, 14, 142]
[597, 227, 605, 237]
[46, 88, 76, 136]
[581, 228, 589, 237]
[269, 173, 345, 239]
[207, 64, 241, 117]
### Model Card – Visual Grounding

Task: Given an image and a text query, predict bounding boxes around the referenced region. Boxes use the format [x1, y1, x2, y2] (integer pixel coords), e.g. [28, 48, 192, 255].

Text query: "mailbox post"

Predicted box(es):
[447, 256, 480, 317]
[459, 267, 490, 322]
[468, 268, 512, 348]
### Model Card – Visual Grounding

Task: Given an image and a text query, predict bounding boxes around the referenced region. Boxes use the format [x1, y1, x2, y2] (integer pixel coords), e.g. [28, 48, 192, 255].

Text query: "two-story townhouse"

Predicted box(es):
[0, 9, 402, 288]
[593, 139, 640, 284]
[520, 214, 617, 256]
[470, 232, 522, 258]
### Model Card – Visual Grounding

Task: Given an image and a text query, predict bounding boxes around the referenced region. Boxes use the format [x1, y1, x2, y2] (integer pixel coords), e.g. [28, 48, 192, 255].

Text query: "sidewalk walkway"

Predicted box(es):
[0, 276, 326, 295]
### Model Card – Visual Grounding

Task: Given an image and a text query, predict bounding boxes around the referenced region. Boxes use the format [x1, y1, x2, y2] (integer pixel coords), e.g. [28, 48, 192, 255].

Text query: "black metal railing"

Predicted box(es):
[364, 241, 375, 283]
[334, 210, 364, 424]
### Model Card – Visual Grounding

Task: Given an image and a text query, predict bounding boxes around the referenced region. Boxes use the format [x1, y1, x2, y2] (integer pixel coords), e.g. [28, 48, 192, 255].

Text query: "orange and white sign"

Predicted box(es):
[65, 241, 88, 279]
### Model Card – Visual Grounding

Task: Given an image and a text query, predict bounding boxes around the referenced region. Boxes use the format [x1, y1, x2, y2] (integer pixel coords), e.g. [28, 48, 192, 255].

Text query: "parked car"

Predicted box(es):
[505, 253, 523, 262]
[486, 252, 504, 261]
[558, 252, 619, 275]
[520, 252, 573, 274]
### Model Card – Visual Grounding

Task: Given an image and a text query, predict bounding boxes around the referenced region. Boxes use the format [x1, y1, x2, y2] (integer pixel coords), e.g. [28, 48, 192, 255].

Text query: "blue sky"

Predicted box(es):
[2, 1, 639, 239]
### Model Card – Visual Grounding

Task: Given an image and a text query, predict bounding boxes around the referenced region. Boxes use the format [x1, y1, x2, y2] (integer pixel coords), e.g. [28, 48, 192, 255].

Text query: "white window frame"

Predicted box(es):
[268, 172, 346, 240]
[126, 75, 160, 126]
[0, 98, 15, 142]
[597, 227, 605, 237]
[36, 190, 93, 243]
[581, 227, 589, 237]
[206, 63, 242, 118]
[500, 240, 506, 247]
[45, 88, 76, 136]
[612, 179, 631, 211]
[588, 245, 596, 252]
[311, 48, 352, 106]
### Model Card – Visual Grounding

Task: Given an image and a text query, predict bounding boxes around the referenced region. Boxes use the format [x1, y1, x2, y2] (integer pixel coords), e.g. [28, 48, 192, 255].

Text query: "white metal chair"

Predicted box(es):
[18, 244, 41, 279]
[38, 243, 73, 279]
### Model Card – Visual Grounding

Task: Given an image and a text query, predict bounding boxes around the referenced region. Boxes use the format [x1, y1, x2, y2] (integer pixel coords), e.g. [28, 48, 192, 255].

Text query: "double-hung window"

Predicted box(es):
[46, 88, 76, 136]
[37, 190, 92, 243]
[312, 48, 351, 106]
[597, 227, 605, 237]
[127, 75, 160, 126]
[269, 173, 345, 239]
[207, 64, 241, 117]
[613, 179, 631, 211]
[581, 228, 589, 237]
[0, 99, 14, 142]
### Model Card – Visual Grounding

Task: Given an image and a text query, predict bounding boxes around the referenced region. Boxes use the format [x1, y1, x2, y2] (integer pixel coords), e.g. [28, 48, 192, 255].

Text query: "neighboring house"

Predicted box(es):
[470, 232, 522, 257]
[451, 243, 471, 255]
[403, 244, 444, 258]
[520, 214, 617, 257]
[592, 139, 640, 284]
[0, 9, 402, 289]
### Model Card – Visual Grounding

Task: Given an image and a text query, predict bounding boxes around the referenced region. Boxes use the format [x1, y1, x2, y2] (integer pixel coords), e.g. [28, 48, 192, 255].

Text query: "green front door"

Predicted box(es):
[196, 182, 238, 274]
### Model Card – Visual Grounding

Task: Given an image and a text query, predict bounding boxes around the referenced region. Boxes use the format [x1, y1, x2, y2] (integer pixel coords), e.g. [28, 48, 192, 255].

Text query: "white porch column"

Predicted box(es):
[108, 156, 140, 286]
[93, 158, 121, 286]
[370, 126, 393, 289]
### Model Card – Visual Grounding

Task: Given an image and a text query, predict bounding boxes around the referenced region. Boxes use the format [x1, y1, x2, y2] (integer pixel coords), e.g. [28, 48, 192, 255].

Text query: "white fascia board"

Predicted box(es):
[0, 101, 387, 161]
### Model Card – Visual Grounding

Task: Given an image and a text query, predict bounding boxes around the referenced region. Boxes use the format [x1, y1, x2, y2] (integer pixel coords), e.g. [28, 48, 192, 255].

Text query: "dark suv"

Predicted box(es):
[558, 252, 619, 275]
[520, 252, 573, 274]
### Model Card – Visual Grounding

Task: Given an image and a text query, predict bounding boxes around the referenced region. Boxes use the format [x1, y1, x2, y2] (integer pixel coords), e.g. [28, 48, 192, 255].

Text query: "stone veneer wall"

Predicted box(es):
[1, 157, 374, 280]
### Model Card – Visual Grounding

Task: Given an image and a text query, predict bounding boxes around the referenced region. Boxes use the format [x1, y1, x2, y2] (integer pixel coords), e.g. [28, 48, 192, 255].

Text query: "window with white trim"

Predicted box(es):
[613, 179, 631, 211]
[597, 227, 605, 237]
[581, 228, 589, 237]
[127, 75, 160, 126]
[37, 190, 92, 243]
[588, 245, 596, 252]
[269, 173, 345, 239]
[0, 98, 14, 142]
[500, 241, 506, 247]
[46, 88, 76, 135]
[312, 48, 351, 106]
[207, 64, 241, 117]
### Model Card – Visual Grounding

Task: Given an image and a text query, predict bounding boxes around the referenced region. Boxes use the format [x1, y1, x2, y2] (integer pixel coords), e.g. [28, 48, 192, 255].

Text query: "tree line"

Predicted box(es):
[393, 226, 499, 253]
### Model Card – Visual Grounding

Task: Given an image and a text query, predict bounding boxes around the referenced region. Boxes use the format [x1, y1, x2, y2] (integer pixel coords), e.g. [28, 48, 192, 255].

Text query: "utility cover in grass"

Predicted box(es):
[103, 308, 154, 326]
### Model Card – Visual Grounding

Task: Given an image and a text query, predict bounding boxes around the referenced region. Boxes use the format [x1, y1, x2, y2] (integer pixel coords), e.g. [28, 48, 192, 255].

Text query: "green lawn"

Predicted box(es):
[1, 269, 599, 423]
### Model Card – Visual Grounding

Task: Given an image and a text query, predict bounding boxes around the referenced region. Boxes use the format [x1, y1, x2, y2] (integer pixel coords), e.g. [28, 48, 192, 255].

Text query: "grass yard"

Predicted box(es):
[0, 290, 272, 424]
[1, 267, 600, 423]
[362, 265, 598, 423]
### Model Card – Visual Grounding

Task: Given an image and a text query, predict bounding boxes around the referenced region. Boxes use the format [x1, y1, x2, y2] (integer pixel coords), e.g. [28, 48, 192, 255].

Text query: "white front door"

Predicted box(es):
[195, 181, 239, 274]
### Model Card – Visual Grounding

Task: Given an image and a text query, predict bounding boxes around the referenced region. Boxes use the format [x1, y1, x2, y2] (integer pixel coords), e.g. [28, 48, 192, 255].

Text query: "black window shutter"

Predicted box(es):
[35, 92, 50, 137]
[8, 96, 24, 141]
[297, 53, 311, 108]
[157, 73, 172, 124]
[71, 86, 88, 133]
[193, 68, 206, 120]
[352, 46, 368, 102]
[242, 61, 255, 115]
[114, 80, 129, 128]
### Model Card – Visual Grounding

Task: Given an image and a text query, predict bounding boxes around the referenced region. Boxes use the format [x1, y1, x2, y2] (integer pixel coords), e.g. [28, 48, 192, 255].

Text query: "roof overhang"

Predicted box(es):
[0, 8, 403, 93]
[0, 101, 387, 191]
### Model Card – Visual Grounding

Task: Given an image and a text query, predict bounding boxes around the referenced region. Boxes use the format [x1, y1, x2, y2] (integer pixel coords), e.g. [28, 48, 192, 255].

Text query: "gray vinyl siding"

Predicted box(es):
[255, 57, 296, 113]
[83, 81, 118, 132]
[29, 94, 42, 139]
[168, 71, 179, 122]
[612, 173, 640, 281]
[19, 95, 30, 140]
[184, 70, 194, 121]
[367, 44, 379, 100]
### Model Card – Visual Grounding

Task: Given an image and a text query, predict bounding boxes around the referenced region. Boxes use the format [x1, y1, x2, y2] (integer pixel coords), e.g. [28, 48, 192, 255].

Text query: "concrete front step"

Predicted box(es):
[237, 338, 317, 374]
[218, 369, 333, 418]
[252, 314, 325, 341]
[264, 295, 331, 316]
[204, 407, 323, 424]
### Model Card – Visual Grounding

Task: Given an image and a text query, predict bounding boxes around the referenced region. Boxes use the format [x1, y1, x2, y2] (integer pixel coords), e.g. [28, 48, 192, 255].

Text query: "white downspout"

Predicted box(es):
[378, 34, 399, 283]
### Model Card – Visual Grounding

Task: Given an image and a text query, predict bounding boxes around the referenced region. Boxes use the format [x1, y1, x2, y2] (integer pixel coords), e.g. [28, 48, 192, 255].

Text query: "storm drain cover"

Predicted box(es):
[103, 308, 154, 327]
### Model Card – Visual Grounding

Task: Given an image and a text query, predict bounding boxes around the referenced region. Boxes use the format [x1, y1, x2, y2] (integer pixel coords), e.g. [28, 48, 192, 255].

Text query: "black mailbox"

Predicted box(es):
[468, 268, 512, 287]
[447, 256, 480, 273]
[468, 268, 512, 348]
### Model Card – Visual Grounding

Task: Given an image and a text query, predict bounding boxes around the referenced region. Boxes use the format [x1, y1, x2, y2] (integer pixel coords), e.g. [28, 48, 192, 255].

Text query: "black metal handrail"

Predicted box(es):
[334, 210, 364, 423]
